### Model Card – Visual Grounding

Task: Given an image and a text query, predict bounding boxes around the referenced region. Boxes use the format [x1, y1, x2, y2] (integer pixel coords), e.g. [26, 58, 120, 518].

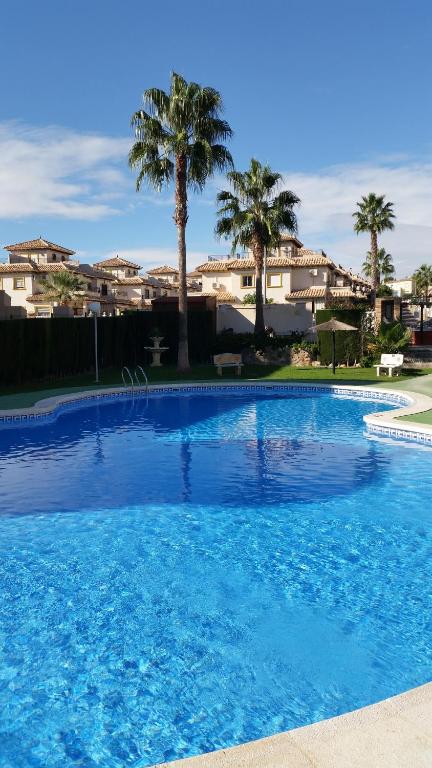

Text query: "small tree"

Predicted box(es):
[353, 194, 395, 298]
[362, 247, 395, 284]
[38, 270, 86, 305]
[367, 321, 411, 359]
[413, 264, 432, 300]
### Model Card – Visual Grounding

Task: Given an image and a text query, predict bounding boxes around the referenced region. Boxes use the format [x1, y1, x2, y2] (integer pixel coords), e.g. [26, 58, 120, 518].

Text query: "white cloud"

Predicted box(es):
[281, 158, 432, 275]
[0, 121, 130, 220]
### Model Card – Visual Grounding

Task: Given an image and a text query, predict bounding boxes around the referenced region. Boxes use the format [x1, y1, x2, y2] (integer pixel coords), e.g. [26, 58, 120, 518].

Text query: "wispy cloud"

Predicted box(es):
[100, 247, 209, 270]
[281, 157, 432, 274]
[0, 121, 131, 220]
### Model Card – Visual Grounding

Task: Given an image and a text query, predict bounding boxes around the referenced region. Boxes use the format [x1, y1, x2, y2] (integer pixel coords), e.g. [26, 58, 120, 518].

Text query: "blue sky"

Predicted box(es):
[1, 0, 431, 275]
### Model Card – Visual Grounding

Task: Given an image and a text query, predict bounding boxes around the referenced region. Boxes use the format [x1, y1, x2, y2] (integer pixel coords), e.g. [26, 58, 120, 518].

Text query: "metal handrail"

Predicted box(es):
[134, 365, 149, 392]
[121, 366, 134, 388]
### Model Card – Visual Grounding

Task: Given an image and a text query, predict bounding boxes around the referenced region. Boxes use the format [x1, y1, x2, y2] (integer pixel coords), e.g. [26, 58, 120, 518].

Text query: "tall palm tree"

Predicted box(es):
[215, 158, 300, 333]
[38, 270, 85, 305]
[129, 72, 233, 371]
[362, 247, 395, 284]
[413, 264, 432, 299]
[353, 194, 395, 297]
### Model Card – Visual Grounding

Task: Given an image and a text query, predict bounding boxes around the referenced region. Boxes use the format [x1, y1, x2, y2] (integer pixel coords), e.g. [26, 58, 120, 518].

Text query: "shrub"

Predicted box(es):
[316, 308, 366, 365]
[213, 330, 302, 355]
[291, 341, 319, 359]
[376, 284, 393, 297]
[366, 321, 412, 360]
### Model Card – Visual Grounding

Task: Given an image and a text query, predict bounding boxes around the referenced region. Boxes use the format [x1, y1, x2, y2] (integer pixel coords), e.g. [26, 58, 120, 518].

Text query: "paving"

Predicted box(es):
[152, 683, 432, 768]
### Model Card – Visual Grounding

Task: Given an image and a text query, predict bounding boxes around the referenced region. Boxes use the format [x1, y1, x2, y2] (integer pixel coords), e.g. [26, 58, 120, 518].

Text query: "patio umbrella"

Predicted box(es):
[313, 317, 358, 374]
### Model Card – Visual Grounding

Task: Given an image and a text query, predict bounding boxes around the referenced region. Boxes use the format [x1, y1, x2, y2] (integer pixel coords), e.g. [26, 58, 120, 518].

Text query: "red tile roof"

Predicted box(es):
[94, 256, 141, 269]
[4, 238, 75, 255]
[147, 265, 179, 275]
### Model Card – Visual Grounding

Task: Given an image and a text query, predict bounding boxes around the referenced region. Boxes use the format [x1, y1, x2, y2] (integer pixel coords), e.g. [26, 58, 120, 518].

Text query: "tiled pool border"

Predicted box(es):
[0, 380, 431, 444]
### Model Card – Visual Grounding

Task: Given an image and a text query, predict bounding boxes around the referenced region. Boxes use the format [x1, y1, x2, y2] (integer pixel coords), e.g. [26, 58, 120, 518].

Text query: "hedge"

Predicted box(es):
[316, 308, 366, 365]
[0, 311, 215, 385]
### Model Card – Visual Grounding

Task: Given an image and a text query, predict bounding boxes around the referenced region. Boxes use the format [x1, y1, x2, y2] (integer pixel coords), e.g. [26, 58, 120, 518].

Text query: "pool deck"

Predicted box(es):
[153, 682, 432, 768]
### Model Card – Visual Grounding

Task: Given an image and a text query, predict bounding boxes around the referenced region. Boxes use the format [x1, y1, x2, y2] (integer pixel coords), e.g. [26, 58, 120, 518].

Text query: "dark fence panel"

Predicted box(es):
[0, 311, 215, 385]
[316, 308, 365, 365]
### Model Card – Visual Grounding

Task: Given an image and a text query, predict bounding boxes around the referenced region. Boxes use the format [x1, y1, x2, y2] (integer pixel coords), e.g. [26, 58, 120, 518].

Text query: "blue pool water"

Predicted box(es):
[0, 388, 431, 767]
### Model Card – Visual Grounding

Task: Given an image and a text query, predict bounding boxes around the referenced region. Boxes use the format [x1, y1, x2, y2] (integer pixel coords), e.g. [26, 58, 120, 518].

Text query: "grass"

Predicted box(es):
[0, 364, 431, 411]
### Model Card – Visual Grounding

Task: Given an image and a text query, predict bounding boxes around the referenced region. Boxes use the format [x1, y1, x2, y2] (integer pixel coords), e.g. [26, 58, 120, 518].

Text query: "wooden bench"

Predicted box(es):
[375, 353, 404, 377]
[213, 353, 243, 376]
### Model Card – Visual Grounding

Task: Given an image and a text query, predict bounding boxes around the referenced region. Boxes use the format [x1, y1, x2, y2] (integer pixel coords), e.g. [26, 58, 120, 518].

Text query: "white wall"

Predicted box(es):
[217, 303, 313, 335]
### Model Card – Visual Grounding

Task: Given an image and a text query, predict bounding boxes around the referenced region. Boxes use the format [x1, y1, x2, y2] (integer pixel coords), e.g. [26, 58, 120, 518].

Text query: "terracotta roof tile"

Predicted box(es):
[329, 287, 367, 299]
[200, 290, 237, 302]
[285, 287, 327, 299]
[147, 265, 179, 275]
[0, 263, 38, 273]
[94, 256, 141, 269]
[4, 238, 75, 255]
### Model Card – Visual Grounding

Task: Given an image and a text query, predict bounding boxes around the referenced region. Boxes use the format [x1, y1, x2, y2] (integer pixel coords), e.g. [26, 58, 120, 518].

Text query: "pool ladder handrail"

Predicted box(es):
[134, 365, 149, 392]
[121, 365, 148, 393]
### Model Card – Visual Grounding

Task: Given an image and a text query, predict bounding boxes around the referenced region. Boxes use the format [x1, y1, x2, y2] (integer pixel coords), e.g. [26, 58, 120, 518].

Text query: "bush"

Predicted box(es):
[242, 293, 274, 304]
[291, 341, 319, 359]
[213, 330, 303, 355]
[376, 284, 393, 297]
[316, 308, 366, 365]
[366, 321, 412, 360]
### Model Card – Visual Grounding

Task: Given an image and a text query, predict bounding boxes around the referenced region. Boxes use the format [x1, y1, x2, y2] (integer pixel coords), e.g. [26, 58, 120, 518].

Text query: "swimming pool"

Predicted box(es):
[0, 386, 431, 767]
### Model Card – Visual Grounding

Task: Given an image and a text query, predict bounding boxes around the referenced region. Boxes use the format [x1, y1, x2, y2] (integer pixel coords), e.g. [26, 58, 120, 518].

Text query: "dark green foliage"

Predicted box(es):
[316, 308, 366, 365]
[376, 284, 393, 297]
[0, 312, 214, 385]
[291, 341, 319, 359]
[367, 321, 412, 359]
[212, 330, 302, 355]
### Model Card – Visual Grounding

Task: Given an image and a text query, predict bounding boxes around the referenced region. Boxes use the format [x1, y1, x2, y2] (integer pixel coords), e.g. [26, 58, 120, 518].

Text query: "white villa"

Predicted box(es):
[195, 236, 369, 310]
[0, 240, 174, 317]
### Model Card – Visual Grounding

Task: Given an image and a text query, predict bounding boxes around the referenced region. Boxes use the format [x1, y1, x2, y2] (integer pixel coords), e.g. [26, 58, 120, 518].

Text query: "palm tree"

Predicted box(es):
[38, 270, 85, 305]
[413, 264, 432, 299]
[353, 194, 395, 297]
[129, 72, 233, 371]
[215, 158, 300, 333]
[362, 247, 395, 284]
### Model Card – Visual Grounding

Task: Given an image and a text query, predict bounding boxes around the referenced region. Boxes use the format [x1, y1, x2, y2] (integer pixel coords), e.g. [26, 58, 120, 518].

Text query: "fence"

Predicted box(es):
[0, 311, 215, 385]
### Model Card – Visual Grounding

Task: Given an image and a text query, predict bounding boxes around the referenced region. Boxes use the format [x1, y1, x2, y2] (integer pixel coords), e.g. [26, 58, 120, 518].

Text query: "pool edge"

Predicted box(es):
[151, 681, 432, 768]
[1, 381, 432, 444]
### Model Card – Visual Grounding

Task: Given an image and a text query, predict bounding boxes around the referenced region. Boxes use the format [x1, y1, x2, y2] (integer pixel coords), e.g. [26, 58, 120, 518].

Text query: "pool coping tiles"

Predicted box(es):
[151, 682, 432, 768]
[0, 380, 432, 445]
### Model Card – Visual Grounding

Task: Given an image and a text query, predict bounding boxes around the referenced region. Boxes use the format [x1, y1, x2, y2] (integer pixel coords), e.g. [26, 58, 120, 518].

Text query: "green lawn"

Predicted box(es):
[0, 364, 431, 411]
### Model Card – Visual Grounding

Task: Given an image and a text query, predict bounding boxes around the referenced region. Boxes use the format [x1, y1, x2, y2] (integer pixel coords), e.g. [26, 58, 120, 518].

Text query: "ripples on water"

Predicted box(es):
[0, 391, 431, 767]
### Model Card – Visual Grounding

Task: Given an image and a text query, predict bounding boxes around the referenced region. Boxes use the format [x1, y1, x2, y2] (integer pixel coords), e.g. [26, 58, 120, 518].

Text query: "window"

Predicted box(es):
[101, 284, 108, 296]
[144, 289, 150, 299]
[52, 254, 57, 261]
[13, 277, 25, 289]
[241, 274, 254, 288]
[0, 278, 2, 289]
[35, 306, 51, 318]
[266, 273, 282, 288]
[152, 290, 157, 298]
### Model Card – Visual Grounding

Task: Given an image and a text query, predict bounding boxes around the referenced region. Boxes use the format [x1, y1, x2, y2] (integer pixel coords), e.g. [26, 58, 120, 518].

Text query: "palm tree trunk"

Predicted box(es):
[253, 235, 265, 334]
[174, 154, 190, 371]
[370, 229, 379, 301]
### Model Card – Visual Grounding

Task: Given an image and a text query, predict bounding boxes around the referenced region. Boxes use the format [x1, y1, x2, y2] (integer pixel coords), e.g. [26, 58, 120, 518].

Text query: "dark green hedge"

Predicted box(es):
[0, 311, 214, 385]
[316, 308, 365, 365]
